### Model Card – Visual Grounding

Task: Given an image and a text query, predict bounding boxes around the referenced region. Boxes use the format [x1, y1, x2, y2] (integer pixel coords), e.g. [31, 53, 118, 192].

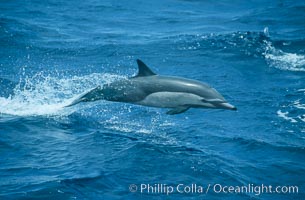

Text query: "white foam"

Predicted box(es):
[104, 115, 154, 134]
[293, 100, 305, 110]
[293, 100, 305, 123]
[263, 41, 305, 71]
[298, 115, 305, 123]
[276, 110, 297, 123]
[298, 89, 305, 92]
[0, 72, 124, 117]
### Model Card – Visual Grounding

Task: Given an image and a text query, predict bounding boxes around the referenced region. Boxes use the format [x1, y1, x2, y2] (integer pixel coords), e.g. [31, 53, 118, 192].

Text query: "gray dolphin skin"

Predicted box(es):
[67, 59, 237, 115]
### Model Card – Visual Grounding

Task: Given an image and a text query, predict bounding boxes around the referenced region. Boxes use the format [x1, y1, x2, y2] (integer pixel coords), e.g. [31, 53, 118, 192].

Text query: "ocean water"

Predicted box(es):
[0, 0, 305, 199]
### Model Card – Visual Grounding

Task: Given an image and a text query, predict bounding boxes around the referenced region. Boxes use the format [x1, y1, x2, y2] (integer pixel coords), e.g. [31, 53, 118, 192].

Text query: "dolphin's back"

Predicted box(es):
[136, 76, 225, 101]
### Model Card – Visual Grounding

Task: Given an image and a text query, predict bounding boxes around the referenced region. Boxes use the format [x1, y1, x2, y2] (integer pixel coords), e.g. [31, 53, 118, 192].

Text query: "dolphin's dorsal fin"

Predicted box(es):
[135, 59, 156, 77]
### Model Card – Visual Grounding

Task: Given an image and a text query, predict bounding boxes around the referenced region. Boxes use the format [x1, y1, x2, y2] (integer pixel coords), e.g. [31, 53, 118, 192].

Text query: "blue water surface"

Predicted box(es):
[0, 0, 305, 199]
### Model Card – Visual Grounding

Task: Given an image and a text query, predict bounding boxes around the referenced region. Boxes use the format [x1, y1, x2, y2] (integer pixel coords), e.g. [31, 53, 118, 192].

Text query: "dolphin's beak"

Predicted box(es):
[220, 102, 237, 111]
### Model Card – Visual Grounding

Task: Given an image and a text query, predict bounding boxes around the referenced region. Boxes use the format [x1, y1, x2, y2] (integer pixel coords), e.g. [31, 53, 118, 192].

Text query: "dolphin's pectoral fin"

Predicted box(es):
[166, 106, 190, 115]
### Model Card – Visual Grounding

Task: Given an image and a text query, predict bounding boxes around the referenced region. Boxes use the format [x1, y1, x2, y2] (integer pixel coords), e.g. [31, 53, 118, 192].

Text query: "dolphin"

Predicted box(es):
[66, 59, 237, 115]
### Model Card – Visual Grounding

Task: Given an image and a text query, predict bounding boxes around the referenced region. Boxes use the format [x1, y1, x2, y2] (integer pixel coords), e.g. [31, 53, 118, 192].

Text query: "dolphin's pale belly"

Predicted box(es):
[136, 92, 207, 108]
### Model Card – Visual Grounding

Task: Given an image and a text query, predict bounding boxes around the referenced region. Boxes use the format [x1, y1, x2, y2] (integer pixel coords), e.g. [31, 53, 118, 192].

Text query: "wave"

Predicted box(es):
[168, 28, 305, 72]
[3, 14, 305, 73]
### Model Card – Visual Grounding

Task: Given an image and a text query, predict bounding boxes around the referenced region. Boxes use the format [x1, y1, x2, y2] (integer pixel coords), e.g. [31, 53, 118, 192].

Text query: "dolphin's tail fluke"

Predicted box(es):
[65, 86, 104, 107]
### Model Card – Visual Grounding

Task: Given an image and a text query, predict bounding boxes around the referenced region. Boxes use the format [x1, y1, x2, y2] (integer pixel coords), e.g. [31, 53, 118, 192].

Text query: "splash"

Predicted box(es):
[0, 71, 124, 117]
[260, 27, 305, 71]
[263, 40, 305, 72]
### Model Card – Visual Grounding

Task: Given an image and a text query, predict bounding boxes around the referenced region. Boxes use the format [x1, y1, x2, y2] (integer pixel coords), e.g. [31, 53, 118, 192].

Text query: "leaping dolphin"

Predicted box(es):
[66, 59, 237, 115]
